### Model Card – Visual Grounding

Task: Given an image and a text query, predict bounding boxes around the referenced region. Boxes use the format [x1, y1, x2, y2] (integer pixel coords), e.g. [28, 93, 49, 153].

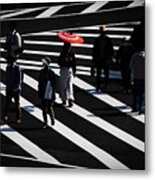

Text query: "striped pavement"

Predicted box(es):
[0, 1, 145, 169]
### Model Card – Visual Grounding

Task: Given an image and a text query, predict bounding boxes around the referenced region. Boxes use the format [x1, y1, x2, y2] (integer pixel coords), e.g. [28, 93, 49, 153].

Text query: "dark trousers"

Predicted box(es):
[121, 67, 131, 90]
[42, 100, 55, 124]
[132, 79, 145, 112]
[96, 65, 109, 89]
[3, 90, 21, 120]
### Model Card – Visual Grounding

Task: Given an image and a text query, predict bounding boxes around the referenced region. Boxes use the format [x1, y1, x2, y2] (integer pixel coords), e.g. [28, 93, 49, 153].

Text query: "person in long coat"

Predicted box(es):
[38, 57, 56, 128]
[92, 25, 114, 91]
[4, 22, 23, 63]
[116, 38, 134, 93]
[130, 48, 145, 114]
[58, 42, 76, 107]
[1, 59, 22, 124]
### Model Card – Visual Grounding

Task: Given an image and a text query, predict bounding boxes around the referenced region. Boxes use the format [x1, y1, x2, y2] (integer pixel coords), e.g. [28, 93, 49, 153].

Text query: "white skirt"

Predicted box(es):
[59, 67, 74, 101]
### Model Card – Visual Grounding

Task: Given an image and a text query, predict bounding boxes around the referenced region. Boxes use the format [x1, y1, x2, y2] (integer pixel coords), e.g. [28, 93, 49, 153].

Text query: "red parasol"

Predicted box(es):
[57, 32, 84, 44]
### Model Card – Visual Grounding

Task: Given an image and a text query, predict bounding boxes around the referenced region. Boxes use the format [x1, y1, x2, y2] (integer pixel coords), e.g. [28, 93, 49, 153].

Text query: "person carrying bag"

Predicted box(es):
[38, 57, 56, 128]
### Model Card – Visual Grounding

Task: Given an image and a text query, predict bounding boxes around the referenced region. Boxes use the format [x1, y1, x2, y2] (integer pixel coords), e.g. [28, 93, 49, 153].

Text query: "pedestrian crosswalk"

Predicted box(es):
[0, 1, 145, 169]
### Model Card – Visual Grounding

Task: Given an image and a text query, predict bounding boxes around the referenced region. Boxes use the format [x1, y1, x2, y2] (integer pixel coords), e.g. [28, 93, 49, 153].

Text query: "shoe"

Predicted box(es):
[43, 123, 48, 129]
[50, 117, 55, 126]
[51, 119, 55, 126]
[16, 119, 22, 124]
[68, 99, 73, 107]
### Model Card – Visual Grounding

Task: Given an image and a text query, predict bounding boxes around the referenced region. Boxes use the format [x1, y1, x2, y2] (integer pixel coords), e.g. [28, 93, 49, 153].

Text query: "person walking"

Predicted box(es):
[58, 42, 76, 107]
[38, 57, 56, 128]
[1, 60, 22, 124]
[92, 25, 114, 91]
[116, 38, 134, 93]
[130, 48, 145, 114]
[4, 22, 23, 63]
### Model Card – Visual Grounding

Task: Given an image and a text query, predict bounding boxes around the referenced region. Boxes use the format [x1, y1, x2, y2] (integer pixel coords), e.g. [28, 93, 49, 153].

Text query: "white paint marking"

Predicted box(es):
[81, 1, 108, 14]
[1, 124, 62, 166]
[128, 0, 144, 8]
[22, 30, 130, 39]
[0, 81, 129, 169]
[1, 48, 92, 60]
[22, 73, 144, 153]
[0, 58, 122, 79]
[36, 5, 64, 18]
[0, 62, 144, 123]
[0, 39, 119, 50]
[1, 7, 46, 19]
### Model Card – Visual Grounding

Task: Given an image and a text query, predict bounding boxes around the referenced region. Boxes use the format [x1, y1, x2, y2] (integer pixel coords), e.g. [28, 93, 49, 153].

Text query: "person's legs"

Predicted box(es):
[2, 91, 12, 123]
[67, 73, 74, 107]
[121, 67, 126, 91]
[138, 80, 145, 114]
[96, 66, 102, 90]
[47, 101, 55, 126]
[104, 65, 109, 88]
[14, 91, 22, 123]
[132, 79, 138, 112]
[42, 100, 48, 128]
[125, 68, 131, 92]
[59, 67, 68, 105]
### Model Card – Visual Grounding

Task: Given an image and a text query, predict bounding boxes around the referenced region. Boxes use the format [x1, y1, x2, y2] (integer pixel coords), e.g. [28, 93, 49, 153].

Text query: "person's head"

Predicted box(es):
[9, 22, 17, 32]
[99, 25, 107, 35]
[41, 56, 51, 67]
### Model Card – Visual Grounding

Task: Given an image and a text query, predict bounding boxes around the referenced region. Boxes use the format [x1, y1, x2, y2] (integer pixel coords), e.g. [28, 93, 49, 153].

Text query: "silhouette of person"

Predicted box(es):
[38, 57, 56, 128]
[116, 38, 133, 93]
[92, 25, 114, 91]
[130, 47, 145, 114]
[4, 22, 23, 63]
[1, 59, 22, 124]
[58, 42, 76, 107]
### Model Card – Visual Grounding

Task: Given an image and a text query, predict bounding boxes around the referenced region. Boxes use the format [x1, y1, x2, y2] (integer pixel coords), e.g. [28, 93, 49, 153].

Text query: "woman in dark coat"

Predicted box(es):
[38, 57, 56, 128]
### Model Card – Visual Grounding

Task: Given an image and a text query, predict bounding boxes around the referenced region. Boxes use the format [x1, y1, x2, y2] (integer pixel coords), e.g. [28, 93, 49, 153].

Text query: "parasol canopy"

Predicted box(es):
[57, 32, 84, 44]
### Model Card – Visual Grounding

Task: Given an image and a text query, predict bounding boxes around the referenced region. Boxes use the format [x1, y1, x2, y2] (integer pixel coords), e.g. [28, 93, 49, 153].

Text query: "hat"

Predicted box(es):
[41, 56, 51, 65]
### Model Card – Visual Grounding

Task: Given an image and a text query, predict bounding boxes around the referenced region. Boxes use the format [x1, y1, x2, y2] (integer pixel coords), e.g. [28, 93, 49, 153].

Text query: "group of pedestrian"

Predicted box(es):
[38, 42, 76, 128]
[1, 22, 76, 128]
[1, 22, 145, 128]
[92, 25, 145, 114]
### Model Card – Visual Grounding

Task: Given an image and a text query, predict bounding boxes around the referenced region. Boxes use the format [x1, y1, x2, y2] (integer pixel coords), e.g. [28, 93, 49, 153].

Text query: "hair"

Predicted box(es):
[9, 22, 17, 31]
[99, 25, 107, 35]
[62, 42, 71, 53]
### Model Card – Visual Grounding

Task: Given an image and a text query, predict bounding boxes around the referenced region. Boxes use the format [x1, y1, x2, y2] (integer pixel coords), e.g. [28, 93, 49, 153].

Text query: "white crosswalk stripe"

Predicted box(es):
[1, 2, 145, 168]
[0, 82, 129, 169]
[36, 5, 65, 18]
[22, 73, 144, 152]
[1, 7, 47, 19]
[81, 1, 108, 14]
[0, 61, 144, 123]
